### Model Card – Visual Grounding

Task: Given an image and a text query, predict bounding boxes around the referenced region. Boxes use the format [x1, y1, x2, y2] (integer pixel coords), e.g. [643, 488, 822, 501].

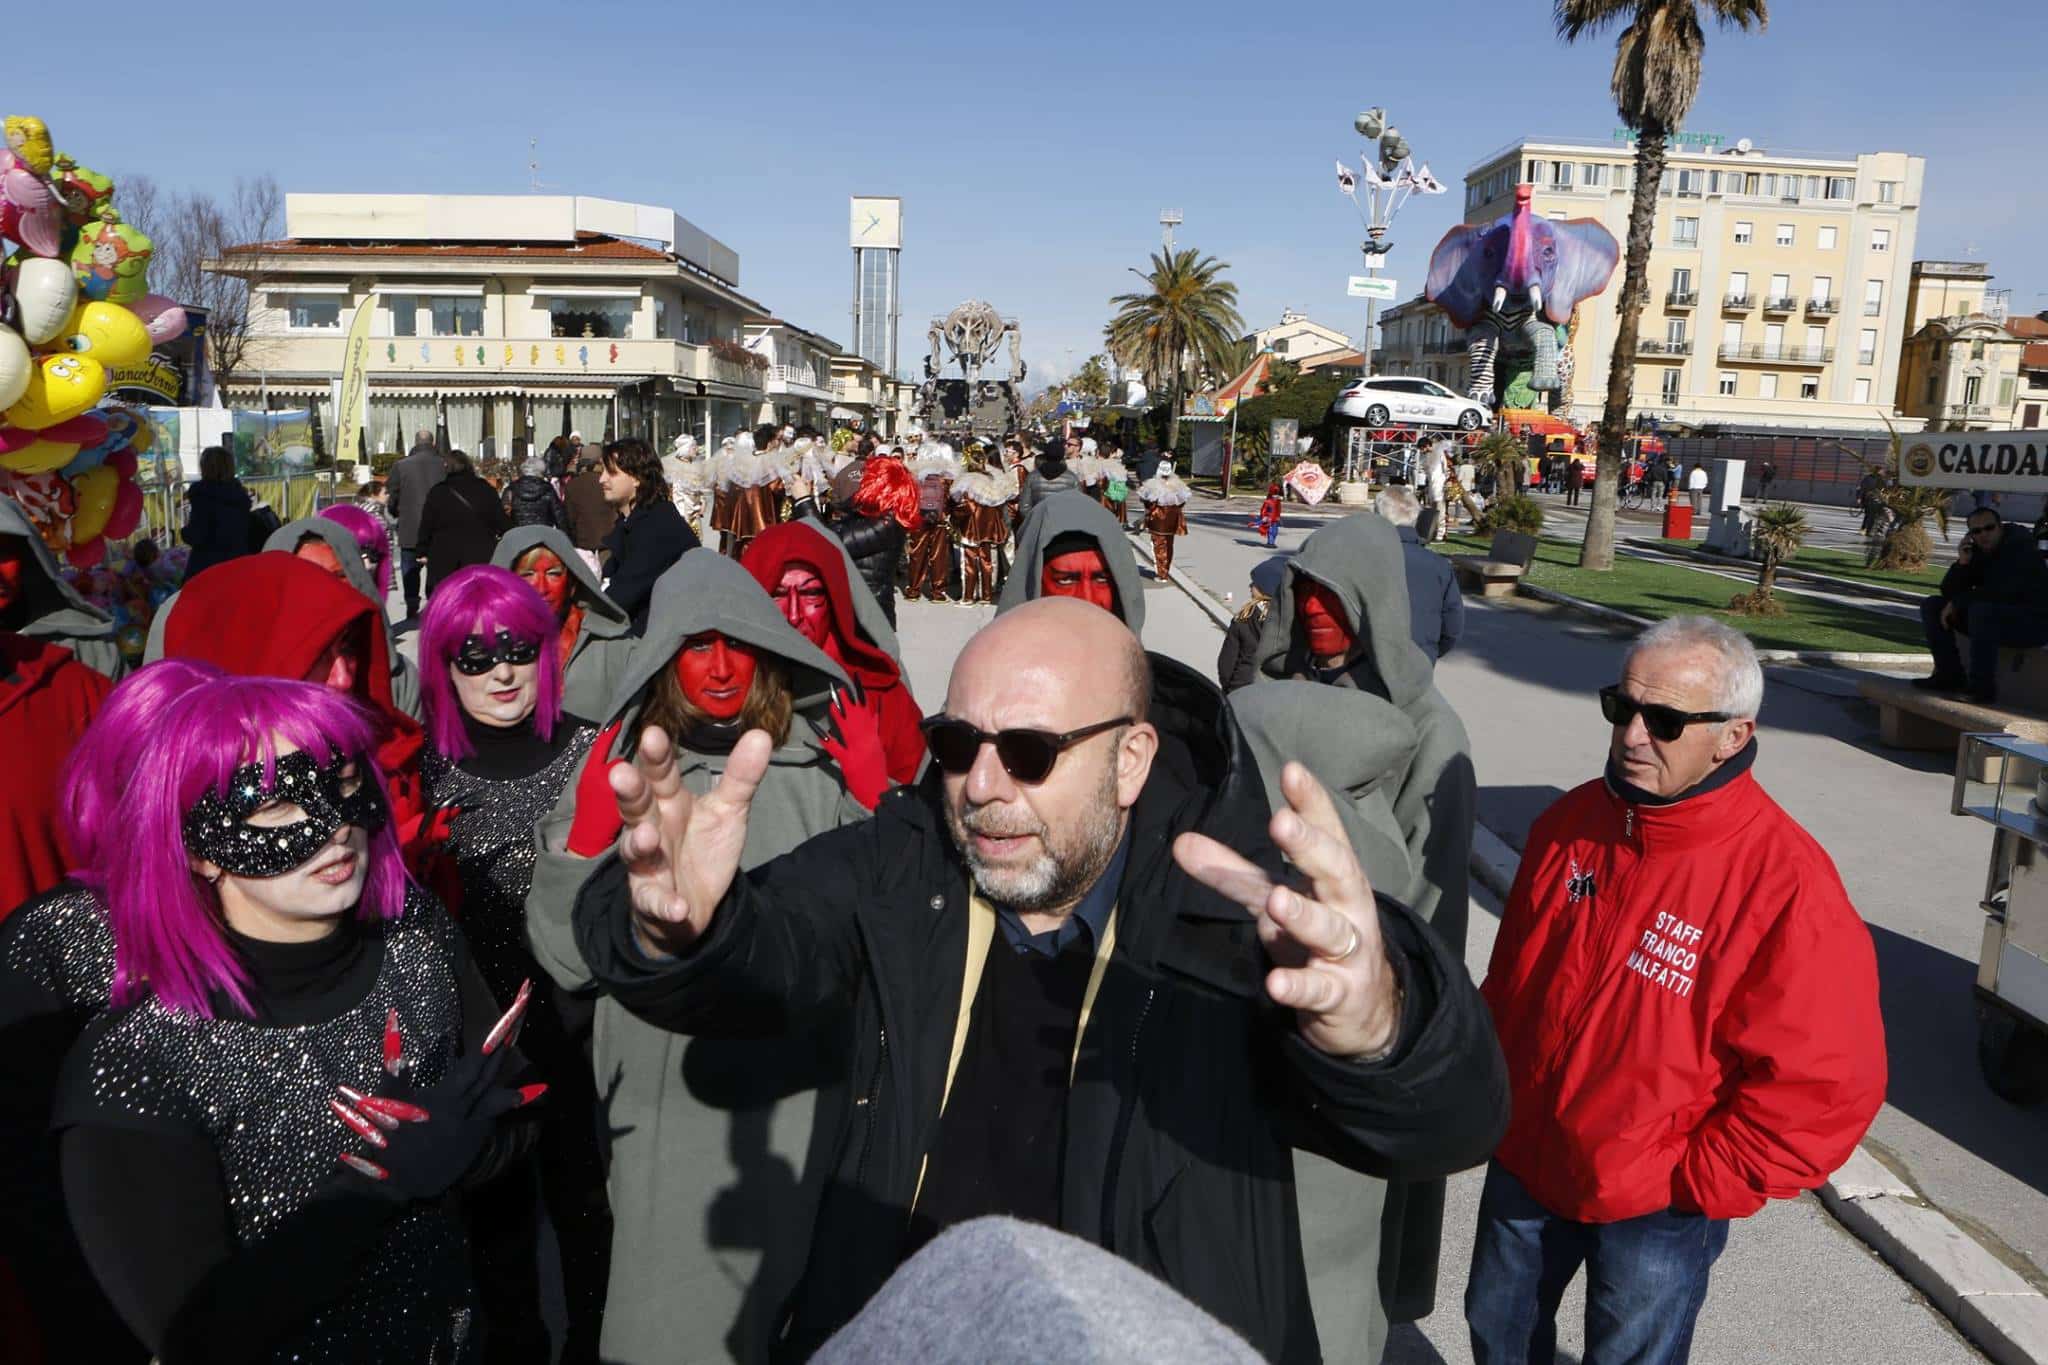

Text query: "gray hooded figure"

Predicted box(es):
[491, 525, 636, 722]
[261, 516, 421, 718]
[995, 492, 1149, 631]
[1242, 511, 1477, 1363]
[0, 497, 125, 680]
[524, 548, 869, 1365]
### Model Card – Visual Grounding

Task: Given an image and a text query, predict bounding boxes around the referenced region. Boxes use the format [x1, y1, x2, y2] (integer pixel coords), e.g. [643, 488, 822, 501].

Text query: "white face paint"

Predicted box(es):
[451, 656, 539, 729]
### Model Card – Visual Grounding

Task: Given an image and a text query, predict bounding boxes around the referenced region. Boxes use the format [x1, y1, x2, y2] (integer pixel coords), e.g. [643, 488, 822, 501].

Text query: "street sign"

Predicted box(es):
[1347, 275, 1398, 301]
[1900, 433, 2048, 495]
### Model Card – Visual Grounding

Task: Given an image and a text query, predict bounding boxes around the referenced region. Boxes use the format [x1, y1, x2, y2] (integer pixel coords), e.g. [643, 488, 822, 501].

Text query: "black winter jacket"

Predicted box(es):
[1944, 523, 2048, 612]
[417, 471, 509, 591]
[504, 475, 566, 531]
[179, 480, 254, 582]
[600, 499, 698, 626]
[574, 662, 1508, 1363]
[828, 511, 905, 627]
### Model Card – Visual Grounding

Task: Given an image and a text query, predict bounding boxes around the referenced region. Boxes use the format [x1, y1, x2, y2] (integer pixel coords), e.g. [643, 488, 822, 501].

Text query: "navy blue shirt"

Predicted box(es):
[993, 833, 1129, 957]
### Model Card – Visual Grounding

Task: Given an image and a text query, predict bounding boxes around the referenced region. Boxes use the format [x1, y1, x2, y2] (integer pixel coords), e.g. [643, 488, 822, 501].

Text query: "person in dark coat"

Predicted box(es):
[415, 447, 509, 595]
[828, 455, 917, 627]
[179, 445, 255, 582]
[386, 429, 450, 616]
[1374, 488, 1465, 661]
[1218, 555, 1286, 692]
[1017, 438, 1081, 522]
[505, 456, 568, 531]
[595, 438, 698, 626]
[1917, 509, 2048, 703]
[573, 597, 1507, 1365]
[563, 453, 616, 566]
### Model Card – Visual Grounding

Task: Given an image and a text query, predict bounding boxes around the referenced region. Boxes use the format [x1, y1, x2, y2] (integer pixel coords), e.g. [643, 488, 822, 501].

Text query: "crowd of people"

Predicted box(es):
[0, 417, 1892, 1364]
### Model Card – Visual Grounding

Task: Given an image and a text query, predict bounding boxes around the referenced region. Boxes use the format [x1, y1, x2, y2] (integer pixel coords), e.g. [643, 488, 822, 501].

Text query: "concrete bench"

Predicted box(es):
[1860, 647, 2048, 775]
[1451, 530, 1537, 599]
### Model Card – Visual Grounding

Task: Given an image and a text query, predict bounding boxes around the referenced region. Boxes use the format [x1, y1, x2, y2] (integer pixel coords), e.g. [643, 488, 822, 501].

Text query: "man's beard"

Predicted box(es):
[946, 758, 1123, 914]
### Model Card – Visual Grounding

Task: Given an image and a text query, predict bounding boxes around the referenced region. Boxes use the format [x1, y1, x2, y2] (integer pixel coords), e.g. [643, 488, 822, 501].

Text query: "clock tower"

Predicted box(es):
[849, 195, 902, 375]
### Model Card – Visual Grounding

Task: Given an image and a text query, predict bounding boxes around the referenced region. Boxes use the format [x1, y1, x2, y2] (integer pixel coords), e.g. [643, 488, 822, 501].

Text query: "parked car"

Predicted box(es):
[1332, 376, 1490, 431]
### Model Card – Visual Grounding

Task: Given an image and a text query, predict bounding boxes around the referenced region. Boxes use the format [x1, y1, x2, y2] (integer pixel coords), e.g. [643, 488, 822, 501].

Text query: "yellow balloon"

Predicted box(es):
[70, 465, 119, 542]
[0, 438, 82, 474]
[2, 353, 105, 429]
[62, 301, 152, 369]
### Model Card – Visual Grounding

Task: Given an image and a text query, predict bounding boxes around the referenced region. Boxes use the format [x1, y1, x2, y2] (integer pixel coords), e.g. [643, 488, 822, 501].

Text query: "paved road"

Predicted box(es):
[888, 540, 1985, 1363]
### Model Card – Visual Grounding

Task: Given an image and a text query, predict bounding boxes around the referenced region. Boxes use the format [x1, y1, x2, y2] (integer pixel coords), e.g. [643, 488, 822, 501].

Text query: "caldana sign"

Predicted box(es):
[1899, 433, 2048, 495]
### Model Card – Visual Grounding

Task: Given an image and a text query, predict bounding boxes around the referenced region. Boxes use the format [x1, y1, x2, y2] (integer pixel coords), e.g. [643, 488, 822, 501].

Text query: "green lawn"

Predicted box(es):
[1655, 538, 1947, 594]
[1436, 535, 1926, 653]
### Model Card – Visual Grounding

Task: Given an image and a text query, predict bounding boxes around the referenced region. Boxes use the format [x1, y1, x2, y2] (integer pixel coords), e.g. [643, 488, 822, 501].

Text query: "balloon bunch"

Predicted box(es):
[63, 537, 185, 663]
[1, 113, 187, 565]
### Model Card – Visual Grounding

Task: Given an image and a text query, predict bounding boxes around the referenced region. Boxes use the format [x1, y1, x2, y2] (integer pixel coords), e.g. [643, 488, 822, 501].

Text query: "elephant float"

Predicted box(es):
[1425, 185, 1618, 407]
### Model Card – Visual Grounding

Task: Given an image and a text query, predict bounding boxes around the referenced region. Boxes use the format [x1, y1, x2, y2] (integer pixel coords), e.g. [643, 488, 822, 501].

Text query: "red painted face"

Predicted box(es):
[1296, 580, 1356, 659]
[308, 634, 361, 693]
[294, 538, 348, 582]
[771, 563, 831, 647]
[674, 632, 757, 720]
[515, 546, 573, 618]
[1041, 548, 1116, 614]
[0, 537, 25, 614]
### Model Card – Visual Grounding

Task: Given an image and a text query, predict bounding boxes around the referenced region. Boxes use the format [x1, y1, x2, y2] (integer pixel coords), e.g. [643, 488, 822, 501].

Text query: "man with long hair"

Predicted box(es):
[597, 439, 698, 626]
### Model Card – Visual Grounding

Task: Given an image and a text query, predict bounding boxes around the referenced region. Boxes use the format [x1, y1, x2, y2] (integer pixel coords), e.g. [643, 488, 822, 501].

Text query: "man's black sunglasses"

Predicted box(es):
[1598, 685, 1729, 742]
[920, 715, 1133, 783]
[452, 630, 542, 676]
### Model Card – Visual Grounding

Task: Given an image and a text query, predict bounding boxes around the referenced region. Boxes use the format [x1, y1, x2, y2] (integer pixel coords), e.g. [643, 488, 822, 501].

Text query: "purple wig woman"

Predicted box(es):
[99, 673, 409, 1018]
[58, 658, 222, 880]
[319, 503, 394, 600]
[417, 564, 563, 761]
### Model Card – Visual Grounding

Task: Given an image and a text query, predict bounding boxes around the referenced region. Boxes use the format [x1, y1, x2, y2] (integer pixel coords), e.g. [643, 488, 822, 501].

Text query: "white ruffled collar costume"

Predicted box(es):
[1136, 466, 1191, 506]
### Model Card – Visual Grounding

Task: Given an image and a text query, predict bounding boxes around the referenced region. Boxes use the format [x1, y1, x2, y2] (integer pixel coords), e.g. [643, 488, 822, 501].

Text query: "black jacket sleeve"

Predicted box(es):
[415, 485, 444, 554]
[832, 513, 901, 561]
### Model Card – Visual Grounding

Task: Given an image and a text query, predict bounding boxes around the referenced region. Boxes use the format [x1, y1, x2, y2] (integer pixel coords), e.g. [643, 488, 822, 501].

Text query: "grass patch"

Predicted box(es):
[1434, 534, 1926, 653]
[1655, 538, 1947, 593]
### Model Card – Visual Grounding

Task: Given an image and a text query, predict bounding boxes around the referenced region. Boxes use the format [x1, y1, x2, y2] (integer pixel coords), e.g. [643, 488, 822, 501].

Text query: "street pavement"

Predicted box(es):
[889, 533, 1989, 1364]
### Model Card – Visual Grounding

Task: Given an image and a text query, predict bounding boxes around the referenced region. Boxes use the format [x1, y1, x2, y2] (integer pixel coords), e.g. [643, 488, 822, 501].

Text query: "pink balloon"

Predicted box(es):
[0, 426, 37, 454]
[131, 295, 189, 343]
[33, 414, 111, 447]
[106, 480, 144, 539]
[107, 447, 137, 478]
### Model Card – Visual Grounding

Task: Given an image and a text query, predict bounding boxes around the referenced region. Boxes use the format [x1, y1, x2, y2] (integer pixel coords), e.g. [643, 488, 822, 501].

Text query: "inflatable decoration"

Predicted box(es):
[50, 156, 114, 225]
[63, 299, 151, 368]
[12, 254, 77, 342]
[70, 211, 152, 303]
[3, 117, 54, 175]
[0, 323, 27, 409]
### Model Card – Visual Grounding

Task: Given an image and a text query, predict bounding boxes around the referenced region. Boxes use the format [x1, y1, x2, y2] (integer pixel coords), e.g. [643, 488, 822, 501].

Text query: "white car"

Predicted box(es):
[1332, 376, 1490, 431]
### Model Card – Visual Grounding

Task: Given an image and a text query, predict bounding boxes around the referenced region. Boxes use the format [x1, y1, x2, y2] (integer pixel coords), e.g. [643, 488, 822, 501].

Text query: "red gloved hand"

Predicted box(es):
[401, 804, 464, 913]
[567, 719, 628, 857]
[819, 679, 891, 811]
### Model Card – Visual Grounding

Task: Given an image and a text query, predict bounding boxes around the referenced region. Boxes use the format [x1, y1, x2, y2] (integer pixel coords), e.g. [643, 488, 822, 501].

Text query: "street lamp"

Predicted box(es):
[1337, 105, 1439, 381]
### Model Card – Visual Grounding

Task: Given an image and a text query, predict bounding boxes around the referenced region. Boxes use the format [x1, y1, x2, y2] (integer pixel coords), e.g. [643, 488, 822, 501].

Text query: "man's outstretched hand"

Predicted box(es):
[612, 724, 770, 959]
[1172, 761, 1403, 1061]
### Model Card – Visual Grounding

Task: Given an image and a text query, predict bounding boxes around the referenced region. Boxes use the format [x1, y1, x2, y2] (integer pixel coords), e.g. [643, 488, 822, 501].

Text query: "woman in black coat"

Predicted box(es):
[827, 455, 918, 627]
[180, 445, 255, 582]
[416, 448, 510, 593]
[596, 438, 699, 625]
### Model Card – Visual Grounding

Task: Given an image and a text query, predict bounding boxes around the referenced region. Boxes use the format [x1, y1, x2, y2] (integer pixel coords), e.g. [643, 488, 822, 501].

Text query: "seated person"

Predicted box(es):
[1917, 508, 2048, 704]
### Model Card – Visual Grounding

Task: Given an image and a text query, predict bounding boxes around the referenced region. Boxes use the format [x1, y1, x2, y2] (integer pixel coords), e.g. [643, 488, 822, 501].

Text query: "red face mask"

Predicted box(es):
[308, 634, 361, 693]
[674, 632, 757, 720]
[0, 538, 24, 615]
[516, 547, 573, 618]
[1296, 581, 1356, 659]
[1041, 548, 1116, 614]
[771, 564, 832, 648]
[294, 538, 348, 582]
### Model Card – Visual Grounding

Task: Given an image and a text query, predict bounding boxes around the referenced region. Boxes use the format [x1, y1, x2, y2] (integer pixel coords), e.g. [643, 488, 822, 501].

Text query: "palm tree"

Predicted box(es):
[1557, 0, 1768, 571]
[1106, 248, 1245, 449]
[1737, 501, 1808, 612]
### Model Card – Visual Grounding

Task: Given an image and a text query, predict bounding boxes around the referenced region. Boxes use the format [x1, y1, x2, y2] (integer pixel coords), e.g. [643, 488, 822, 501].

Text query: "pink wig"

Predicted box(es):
[59, 658, 223, 881]
[417, 564, 562, 761]
[102, 675, 410, 1019]
[318, 503, 394, 599]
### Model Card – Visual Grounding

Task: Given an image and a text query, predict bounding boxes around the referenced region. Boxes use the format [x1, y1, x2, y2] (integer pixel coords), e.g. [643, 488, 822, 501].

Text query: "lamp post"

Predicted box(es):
[1341, 107, 1422, 382]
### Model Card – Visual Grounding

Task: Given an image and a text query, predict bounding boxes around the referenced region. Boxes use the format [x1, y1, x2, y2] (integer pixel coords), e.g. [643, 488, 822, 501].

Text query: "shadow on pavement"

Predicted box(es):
[1474, 785, 1569, 860]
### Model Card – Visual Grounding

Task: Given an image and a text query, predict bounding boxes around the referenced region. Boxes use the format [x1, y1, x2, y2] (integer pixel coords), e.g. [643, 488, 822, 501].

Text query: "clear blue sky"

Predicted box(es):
[15, 0, 2043, 386]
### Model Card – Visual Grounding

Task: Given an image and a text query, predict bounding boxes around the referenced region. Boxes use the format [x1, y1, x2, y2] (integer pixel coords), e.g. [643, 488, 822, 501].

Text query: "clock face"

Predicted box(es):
[849, 197, 900, 249]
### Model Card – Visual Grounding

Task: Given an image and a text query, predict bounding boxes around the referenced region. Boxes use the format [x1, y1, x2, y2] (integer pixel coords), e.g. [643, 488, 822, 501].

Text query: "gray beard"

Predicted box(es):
[947, 760, 1123, 915]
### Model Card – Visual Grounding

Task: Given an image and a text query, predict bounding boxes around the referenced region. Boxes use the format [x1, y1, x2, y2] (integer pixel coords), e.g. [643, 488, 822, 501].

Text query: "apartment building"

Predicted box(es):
[745, 319, 840, 431]
[1245, 309, 1355, 363]
[1453, 135, 1923, 432]
[206, 194, 775, 459]
[1895, 262, 2044, 431]
[1376, 297, 1471, 393]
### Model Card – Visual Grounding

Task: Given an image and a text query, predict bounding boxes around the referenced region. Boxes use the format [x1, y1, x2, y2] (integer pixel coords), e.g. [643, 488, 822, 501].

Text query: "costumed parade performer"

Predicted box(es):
[905, 440, 961, 603]
[662, 434, 711, 539]
[493, 526, 637, 723]
[263, 508, 421, 717]
[829, 452, 917, 628]
[948, 442, 1015, 606]
[1136, 459, 1191, 580]
[715, 428, 785, 560]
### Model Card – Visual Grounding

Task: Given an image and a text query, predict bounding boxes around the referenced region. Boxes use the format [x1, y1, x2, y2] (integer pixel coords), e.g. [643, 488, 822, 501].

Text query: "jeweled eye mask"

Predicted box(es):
[452, 630, 542, 676]
[182, 750, 389, 878]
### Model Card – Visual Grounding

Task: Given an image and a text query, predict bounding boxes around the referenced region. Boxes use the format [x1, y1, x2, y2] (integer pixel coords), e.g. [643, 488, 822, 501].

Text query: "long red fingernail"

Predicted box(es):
[336, 1084, 368, 1106]
[482, 979, 532, 1056]
[337, 1091, 400, 1131]
[517, 1083, 548, 1107]
[382, 1008, 403, 1076]
[338, 1152, 388, 1181]
[359, 1096, 430, 1123]
[329, 1098, 389, 1148]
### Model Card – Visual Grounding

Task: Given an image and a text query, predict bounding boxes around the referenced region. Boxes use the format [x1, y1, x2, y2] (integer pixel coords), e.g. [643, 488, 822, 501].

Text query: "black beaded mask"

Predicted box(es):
[452, 630, 542, 676]
[182, 750, 389, 879]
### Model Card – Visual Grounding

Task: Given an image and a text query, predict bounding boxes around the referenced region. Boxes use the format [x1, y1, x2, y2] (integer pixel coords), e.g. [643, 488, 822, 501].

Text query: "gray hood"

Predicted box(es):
[995, 492, 1147, 633]
[1252, 512, 1432, 709]
[0, 495, 122, 676]
[491, 525, 630, 637]
[796, 513, 902, 664]
[264, 516, 381, 607]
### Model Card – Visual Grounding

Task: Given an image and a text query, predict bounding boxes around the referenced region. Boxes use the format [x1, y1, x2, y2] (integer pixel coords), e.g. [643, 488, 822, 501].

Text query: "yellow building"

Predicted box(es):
[1895, 261, 2044, 432]
[1425, 135, 1924, 432]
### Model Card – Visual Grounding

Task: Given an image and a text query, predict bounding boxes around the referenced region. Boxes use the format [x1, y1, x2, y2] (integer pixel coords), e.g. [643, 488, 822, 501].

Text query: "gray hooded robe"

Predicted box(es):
[995, 492, 1149, 631]
[491, 525, 636, 722]
[524, 548, 868, 1365]
[0, 497, 125, 680]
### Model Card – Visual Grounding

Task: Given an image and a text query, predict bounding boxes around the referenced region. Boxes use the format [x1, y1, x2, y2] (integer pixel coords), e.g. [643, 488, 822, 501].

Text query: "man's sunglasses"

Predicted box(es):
[920, 715, 1133, 784]
[1598, 685, 1729, 742]
[453, 630, 542, 676]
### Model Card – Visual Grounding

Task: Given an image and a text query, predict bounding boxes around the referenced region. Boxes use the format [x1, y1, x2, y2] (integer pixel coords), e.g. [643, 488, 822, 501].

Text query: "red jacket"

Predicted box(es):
[1482, 758, 1886, 1223]
[0, 635, 110, 919]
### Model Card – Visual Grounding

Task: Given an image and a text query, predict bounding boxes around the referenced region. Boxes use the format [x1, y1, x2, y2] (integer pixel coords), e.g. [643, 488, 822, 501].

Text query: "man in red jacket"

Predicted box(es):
[1467, 615, 1885, 1364]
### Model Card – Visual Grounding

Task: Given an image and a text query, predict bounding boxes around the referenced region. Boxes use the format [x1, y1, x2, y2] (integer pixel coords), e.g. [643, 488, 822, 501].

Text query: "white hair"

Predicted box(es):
[1625, 616, 1764, 720]
[1373, 486, 1421, 527]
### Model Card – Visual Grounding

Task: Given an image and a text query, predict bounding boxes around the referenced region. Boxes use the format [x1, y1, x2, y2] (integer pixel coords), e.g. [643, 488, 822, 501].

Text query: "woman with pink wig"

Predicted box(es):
[51, 673, 540, 1364]
[417, 564, 609, 1360]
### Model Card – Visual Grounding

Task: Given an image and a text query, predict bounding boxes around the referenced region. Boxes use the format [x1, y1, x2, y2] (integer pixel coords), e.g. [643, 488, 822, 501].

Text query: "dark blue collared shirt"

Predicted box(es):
[994, 833, 1130, 958]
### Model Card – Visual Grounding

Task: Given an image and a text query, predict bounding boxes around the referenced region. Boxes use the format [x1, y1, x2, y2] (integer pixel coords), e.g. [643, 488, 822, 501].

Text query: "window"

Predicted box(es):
[1722, 320, 1744, 351]
[2000, 376, 2016, 406]
[1740, 172, 1760, 196]
[386, 294, 418, 337]
[1670, 267, 1693, 295]
[1858, 328, 1878, 365]
[429, 296, 483, 337]
[1666, 318, 1688, 345]
[546, 297, 636, 339]
[1760, 175, 1779, 199]
[1806, 176, 1823, 200]
[1800, 376, 1820, 399]
[286, 295, 341, 330]
[1673, 217, 1700, 246]
[1583, 162, 1609, 187]
[1864, 279, 1885, 316]
[1769, 273, 1791, 301]
[1826, 177, 1855, 200]
[1708, 170, 1722, 194]
[1878, 180, 1898, 203]
[653, 298, 673, 340]
[1818, 225, 1839, 249]
[1970, 339, 1985, 360]
[1964, 375, 1982, 405]
[1776, 223, 1795, 246]
[1734, 220, 1753, 244]
[1811, 275, 1833, 303]
[1719, 373, 1738, 396]
[1760, 374, 1780, 399]
[1550, 160, 1574, 189]
[1871, 227, 1891, 253]
[1764, 322, 1785, 356]
[1805, 324, 1827, 354]
[1661, 369, 1681, 403]
[1525, 159, 1542, 184]
[1728, 271, 1750, 300]
[1926, 373, 1940, 404]
[1674, 168, 1703, 197]
[1853, 377, 1872, 404]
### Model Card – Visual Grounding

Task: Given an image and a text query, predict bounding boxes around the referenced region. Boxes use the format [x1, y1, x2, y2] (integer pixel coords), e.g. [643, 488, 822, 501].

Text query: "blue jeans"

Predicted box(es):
[1921, 595, 2048, 696]
[400, 547, 425, 616]
[1465, 1162, 1729, 1365]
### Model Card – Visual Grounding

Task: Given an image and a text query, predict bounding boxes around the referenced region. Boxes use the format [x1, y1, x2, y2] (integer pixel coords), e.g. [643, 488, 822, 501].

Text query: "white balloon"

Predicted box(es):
[13, 256, 78, 345]
[0, 323, 29, 411]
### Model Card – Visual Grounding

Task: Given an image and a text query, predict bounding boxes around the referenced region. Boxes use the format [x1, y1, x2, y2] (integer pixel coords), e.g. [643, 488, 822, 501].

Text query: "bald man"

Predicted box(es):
[571, 598, 1506, 1363]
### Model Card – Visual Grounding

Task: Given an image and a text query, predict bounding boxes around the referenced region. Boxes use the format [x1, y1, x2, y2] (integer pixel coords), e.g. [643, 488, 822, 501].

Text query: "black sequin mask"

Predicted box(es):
[452, 630, 541, 676]
[182, 750, 389, 878]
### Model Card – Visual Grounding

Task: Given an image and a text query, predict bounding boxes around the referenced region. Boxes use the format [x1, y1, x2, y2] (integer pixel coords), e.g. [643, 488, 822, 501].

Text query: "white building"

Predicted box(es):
[1245, 310, 1354, 363]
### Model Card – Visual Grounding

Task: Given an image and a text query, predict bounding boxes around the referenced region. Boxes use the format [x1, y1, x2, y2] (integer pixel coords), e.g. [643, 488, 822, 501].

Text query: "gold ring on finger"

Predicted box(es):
[1331, 923, 1361, 963]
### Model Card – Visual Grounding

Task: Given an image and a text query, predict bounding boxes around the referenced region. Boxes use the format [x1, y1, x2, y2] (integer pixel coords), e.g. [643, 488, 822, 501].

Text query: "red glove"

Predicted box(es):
[567, 719, 628, 857]
[819, 679, 892, 811]
[400, 804, 464, 912]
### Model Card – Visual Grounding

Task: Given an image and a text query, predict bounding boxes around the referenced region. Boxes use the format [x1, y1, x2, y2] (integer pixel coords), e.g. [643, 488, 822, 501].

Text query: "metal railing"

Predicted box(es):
[1665, 290, 1698, 307]
[1718, 344, 1833, 364]
[1722, 294, 1754, 310]
[1637, 339, 1694, 355]
[1762, 296, 1799, 312]
[1806, 298, 1838, 315]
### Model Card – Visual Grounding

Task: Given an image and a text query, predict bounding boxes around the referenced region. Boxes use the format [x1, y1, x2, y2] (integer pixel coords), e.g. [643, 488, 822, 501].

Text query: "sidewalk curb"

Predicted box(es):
[1512, 583, 1934, 667]
[1129, 533, 1237, 631]
[1474, 832, 2048, 1365]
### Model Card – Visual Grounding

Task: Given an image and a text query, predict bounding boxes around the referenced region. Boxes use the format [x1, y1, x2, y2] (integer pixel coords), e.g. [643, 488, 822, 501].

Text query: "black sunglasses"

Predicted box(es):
[1599, 685, 1729, 742]
[920, 715, 1133, 784]
[452, 630, 542, 676]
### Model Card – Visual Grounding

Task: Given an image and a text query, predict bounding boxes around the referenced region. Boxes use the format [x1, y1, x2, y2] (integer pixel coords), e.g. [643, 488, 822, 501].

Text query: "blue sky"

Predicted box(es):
[14, 0, 2044, 386]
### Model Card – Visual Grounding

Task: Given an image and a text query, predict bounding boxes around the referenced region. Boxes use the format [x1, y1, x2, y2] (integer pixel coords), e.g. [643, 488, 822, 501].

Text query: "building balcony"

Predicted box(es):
[1425, 338, 1466, 354]
[1718, 344, 1833, 366]
[1722, 293, 1754, 312]
[1949, 403, 1993, 419]
[1637, 339, 1694, 356]
[1762, 296, 1799, 314]
[764, 364, 835, 402]
[1806, 298, 1838, 317]
[1665, 290, 1698, 309]
[229, 332, 765, 394]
